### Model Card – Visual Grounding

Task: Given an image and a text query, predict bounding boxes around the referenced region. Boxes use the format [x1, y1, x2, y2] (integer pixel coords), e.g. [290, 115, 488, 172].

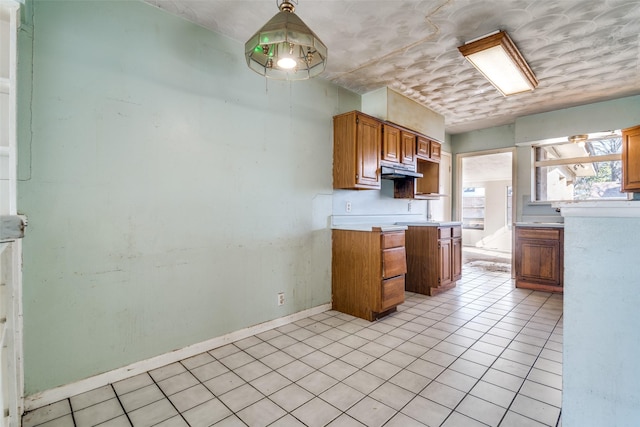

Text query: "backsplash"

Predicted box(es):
[332, 181, 429, 225]
[521, 195, 564, 223]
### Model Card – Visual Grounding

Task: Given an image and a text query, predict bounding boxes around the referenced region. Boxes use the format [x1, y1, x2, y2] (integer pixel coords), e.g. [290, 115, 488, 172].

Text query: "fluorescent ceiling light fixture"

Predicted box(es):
[245, 0, 327, 80]
[458, 30, 538, 96]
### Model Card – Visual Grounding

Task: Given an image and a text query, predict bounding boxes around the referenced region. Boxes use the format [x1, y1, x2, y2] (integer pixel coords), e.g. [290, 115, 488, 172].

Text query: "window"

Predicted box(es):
[533, 132, 624, 202]
[462, 187, 485, 230]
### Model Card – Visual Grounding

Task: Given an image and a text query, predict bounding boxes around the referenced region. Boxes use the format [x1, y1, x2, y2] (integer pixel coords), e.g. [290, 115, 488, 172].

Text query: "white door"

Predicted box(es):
[0, 3, 24, 426]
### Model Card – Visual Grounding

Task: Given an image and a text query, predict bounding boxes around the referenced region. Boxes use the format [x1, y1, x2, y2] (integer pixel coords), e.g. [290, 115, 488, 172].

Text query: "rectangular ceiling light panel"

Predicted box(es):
[459, 31, 538, 96]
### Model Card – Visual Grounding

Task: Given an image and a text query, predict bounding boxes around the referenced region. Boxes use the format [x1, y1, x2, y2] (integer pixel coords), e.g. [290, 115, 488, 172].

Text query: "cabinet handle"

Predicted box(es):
[355, 174, 359, 179]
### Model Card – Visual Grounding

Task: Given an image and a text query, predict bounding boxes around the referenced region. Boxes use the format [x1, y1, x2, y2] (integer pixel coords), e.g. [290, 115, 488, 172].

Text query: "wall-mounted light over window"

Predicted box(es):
[245, 0, 327, 80]
[458, 30, 538, 96]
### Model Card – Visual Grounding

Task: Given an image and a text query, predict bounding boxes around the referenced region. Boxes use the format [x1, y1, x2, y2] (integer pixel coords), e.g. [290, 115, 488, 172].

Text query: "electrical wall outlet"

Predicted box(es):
[345, 201, 352, 213]
[277, 292, 285, 306]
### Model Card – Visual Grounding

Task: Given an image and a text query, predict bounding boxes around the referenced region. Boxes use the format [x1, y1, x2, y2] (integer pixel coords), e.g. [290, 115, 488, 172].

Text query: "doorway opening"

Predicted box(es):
[457, 149, 515, 273]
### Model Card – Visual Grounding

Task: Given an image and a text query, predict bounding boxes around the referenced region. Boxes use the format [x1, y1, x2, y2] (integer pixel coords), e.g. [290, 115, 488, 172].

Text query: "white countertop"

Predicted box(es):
[554, 200, 640, 217]
[395, 221, 462, 227]
[331, 224, 408, 232]
[515, 222, 564, 228]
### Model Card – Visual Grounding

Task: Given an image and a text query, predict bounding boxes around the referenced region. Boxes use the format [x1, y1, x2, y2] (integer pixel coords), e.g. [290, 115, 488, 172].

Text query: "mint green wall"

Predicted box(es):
[17, 1, 359, 394]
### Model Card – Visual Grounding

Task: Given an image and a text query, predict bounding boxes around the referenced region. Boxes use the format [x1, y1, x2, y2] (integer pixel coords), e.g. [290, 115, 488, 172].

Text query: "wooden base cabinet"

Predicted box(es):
[405, 225, 462, 296]
[332, 229, 406, 321]
[515, 226, 564, 293]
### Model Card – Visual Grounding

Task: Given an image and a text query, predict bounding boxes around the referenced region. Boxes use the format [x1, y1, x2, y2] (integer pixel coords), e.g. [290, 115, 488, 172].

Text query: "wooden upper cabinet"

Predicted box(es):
[401, 131, 416, 166]
[622, 124, 640, 192]
[333, 111, 381, 190]
[430, 140, 442, 162]
[416, 135, 441, 163]
[416, 136, 430, 160]
[382, 124, 401, 163]
[383, 124, 416, 167]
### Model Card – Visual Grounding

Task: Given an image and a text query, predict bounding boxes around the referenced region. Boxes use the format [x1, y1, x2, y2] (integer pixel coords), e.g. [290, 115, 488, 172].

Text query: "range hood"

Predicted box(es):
[381, 165, 423, 180]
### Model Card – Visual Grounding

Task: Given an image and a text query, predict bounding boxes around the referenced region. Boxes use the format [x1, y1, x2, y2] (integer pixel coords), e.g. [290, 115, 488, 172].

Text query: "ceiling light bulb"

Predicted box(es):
[277, 57, 297, 69]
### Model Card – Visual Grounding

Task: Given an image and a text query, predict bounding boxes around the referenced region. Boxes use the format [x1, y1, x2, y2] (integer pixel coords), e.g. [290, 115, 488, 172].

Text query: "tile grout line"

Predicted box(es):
[109, 383, 134, 427]
[393, 273, 561, 425]
[494, 294, 563, 426]
[393, 275, 542, 426]
[146, 365, 194, 426]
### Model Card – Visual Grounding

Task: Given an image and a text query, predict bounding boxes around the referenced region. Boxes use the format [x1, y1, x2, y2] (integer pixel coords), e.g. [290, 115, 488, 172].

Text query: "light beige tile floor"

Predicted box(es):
[22, 263, 563, 427]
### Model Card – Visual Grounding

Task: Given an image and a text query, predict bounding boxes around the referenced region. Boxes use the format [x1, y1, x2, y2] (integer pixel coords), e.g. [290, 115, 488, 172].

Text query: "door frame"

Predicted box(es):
[455, 147, 517, 275]
[1, 2, 24, 425]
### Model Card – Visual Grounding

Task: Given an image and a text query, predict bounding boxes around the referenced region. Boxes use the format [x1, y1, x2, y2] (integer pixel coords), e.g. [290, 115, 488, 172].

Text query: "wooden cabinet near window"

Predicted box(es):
[515, 225, 564, 293]
[333, 111, 381, 190]
[405, 224, 462, 296]
[332, 228, 406, 321]
[622, 124, 640, 192]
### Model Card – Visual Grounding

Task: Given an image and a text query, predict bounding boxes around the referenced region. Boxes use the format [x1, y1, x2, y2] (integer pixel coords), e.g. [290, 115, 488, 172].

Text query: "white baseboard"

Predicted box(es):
[24, 303, 331, 412]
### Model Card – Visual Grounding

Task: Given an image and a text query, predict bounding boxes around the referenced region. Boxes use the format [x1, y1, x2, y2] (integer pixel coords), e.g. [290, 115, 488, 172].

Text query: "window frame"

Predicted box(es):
[531, 133, 625, 203]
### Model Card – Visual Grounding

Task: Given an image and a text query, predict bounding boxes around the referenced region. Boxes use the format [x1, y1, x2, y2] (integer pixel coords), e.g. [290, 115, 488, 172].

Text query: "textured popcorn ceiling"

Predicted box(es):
[145, 0, 640, 134]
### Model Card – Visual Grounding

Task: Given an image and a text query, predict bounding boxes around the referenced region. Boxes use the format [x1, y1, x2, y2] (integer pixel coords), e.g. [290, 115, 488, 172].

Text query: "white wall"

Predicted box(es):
[462, 179, 512, 252]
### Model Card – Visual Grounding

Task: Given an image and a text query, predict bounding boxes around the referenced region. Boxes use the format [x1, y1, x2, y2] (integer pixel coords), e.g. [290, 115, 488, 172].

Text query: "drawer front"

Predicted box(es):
[382, 231, 405, 249]
[517, 227, 561, 240]
[452, 226, 462, 238]
[381, 276, 405, 311]
[382, 247, 407, 278]
[438, 227, 452, 239]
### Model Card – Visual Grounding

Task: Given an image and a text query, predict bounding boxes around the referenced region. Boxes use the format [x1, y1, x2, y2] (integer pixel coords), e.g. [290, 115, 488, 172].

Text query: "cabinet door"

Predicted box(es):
[401, 131, 416, 166]
[438, 238, 452, 287]
[416, 136, 430, 160]
[516, 238, 561, 286]
[356, 115, 381, 187]
[452, 237, 462, 282]
[430, 141, 441, 162]
[382, 124, 401, 163]
[622, 125, 640, 192]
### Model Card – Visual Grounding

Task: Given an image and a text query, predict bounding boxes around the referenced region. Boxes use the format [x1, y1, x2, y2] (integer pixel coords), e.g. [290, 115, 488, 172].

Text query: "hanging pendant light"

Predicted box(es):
[245, 0, 327, 80]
